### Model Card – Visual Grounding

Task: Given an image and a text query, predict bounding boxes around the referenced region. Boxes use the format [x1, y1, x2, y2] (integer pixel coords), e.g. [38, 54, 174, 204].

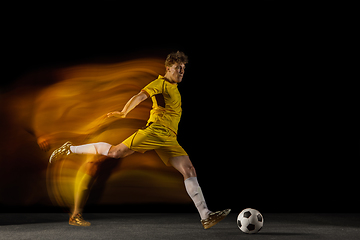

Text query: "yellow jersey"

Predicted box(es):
[141, 75, 182, 134]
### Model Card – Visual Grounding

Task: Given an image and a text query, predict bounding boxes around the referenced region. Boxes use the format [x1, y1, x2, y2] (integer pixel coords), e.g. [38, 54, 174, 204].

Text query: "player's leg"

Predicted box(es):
[169, 155, 210, 218]
[49, 141, 111, 163]
[70, 161, 102, 226]
[107, 143, 135, 159]
[49, 141, 134, 163]
[168, 155, 196, 179]
[69, 144, 134, 226]
[70, 142, 112, 156]
[71, 142, 134, 158]
[169, 155, 231, 229]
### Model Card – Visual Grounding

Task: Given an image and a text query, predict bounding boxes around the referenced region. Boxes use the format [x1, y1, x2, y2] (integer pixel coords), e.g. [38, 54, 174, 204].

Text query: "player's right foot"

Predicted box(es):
[201, 209, 231, 229]
[69, 213, 91, 227]
[49, 141, 72, 163]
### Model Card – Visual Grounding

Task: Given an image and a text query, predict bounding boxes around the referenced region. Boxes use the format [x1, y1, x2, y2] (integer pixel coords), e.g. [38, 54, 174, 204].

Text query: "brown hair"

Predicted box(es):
[165, 51, 188, 68]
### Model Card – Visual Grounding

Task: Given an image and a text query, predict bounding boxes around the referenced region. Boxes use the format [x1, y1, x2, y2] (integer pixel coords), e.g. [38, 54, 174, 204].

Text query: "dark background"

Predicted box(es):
[1, 2, 358, 214]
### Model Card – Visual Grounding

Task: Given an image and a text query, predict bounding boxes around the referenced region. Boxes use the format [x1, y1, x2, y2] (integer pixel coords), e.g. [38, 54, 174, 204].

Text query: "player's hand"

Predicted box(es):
[37, 136, 50, 152]
[107, 111, 126, 118]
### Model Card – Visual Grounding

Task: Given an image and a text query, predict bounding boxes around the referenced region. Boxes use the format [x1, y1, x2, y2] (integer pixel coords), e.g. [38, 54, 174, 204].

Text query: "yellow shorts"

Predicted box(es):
[122, 123, 188, 166]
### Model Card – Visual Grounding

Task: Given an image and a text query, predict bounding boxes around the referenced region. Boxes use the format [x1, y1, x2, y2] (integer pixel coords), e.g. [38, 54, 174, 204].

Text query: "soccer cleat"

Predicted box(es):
[49, 141, 72, 163]
[69, 213, 91, 227]
[201, 209, 231, 229]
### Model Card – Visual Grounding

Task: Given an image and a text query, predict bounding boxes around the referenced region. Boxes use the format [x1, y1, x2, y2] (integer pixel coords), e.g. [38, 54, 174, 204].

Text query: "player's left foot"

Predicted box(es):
[49, 141, 72, 163]
[201, 209, 231, 229]
[69, 213, 91, 227]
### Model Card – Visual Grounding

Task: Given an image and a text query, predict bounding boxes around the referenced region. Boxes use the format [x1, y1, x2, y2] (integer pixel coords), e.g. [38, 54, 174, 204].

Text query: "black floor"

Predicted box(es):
[0, 213, 359, 240]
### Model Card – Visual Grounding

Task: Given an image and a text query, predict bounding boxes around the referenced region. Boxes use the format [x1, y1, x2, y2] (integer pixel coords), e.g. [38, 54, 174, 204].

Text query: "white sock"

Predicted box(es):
[70, 142, 112, 156]
[184, 177, 211, 220]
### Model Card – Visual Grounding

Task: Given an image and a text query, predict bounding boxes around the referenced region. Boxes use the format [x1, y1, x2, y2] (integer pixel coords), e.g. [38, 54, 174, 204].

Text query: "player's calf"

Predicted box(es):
[70, 142, 112, 156]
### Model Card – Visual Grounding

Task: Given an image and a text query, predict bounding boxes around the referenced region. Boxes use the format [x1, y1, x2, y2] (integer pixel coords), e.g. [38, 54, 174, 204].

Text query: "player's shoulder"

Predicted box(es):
[149, 75, 165, 85]
[142, 76, 166, 96]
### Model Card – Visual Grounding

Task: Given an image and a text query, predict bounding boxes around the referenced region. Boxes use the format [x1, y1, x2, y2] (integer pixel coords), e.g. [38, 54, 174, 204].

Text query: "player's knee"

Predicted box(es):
[107, 144, 134, 159]
[185, 164, 197, 178]
[85, 162, 102, 177]
[107, 147, 126, 159]
[107, 150, 122, 159]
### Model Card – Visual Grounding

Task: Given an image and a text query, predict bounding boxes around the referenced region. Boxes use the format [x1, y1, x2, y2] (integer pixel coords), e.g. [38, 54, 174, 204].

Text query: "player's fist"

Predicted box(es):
[37, 136, 50, 152]
[107, 111, 126, 118]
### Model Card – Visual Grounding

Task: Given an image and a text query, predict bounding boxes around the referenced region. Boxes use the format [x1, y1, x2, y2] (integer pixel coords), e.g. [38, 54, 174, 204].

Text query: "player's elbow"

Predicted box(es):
[136, 91, 149, 102]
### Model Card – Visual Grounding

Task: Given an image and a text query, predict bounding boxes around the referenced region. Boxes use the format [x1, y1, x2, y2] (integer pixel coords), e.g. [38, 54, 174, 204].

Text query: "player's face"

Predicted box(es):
[166, 63, 185, 83]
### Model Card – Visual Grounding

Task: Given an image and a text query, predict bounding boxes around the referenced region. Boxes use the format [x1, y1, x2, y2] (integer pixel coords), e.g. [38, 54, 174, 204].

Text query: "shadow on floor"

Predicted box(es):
[259, 232, 314, 236]
[0, 213, 68, 226]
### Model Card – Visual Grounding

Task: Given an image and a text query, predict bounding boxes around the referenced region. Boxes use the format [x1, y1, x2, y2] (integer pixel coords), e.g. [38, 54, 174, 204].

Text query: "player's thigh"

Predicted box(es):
[169, 155, 196, 179]
[108, 143, 134, 158]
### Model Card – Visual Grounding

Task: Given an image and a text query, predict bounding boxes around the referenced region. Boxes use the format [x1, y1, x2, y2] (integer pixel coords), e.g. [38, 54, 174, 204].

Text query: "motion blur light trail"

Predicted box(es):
[0, 58, 190, 209]
[33, 59, 164, 146]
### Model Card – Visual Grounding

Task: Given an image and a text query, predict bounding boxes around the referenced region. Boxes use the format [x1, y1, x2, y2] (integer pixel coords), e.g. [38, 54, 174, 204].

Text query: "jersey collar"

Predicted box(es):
[159, 75, 177, 85]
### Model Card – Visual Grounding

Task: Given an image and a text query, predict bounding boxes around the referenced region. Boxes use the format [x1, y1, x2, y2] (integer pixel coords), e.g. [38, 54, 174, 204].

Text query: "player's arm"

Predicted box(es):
[107, 91, 149, 118]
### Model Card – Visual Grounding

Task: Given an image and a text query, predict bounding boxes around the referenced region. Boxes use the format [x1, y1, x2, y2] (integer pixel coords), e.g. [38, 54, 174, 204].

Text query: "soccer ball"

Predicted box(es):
[237, 208, 264, 234]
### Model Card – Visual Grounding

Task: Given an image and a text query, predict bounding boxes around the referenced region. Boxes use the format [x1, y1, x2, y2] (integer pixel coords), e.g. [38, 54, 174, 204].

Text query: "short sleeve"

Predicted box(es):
[142, 79, 164, 98]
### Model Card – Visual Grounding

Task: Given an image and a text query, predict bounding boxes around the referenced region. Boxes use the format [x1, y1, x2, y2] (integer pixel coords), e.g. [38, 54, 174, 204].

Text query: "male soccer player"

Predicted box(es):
[49, 51, 230, 229]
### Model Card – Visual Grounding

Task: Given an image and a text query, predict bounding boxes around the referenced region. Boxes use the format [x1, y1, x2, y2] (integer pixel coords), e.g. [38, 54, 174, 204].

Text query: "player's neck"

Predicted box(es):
[163, 75, 177, 84]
